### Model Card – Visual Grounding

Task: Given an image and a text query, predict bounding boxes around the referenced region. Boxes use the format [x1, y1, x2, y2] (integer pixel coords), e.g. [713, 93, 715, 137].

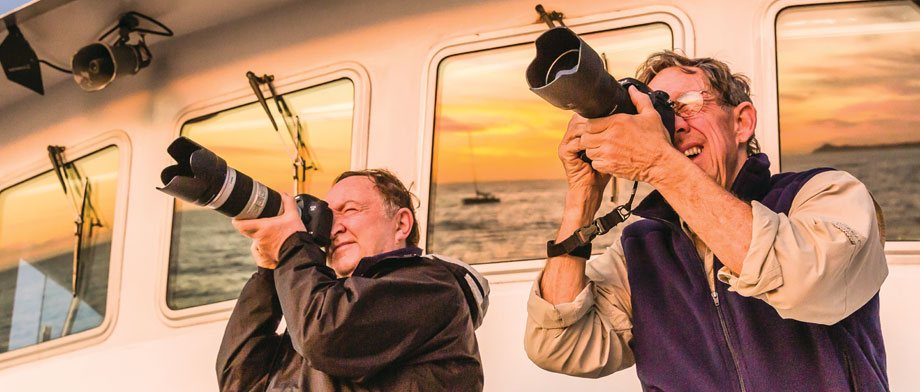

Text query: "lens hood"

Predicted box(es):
[526, 27, 634, 119]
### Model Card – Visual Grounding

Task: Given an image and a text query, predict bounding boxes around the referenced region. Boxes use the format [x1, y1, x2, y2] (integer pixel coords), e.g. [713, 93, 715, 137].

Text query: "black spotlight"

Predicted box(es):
[72, 42, 147, 91]
[71, 11, 172, 92]
[0, 21, 44, 95]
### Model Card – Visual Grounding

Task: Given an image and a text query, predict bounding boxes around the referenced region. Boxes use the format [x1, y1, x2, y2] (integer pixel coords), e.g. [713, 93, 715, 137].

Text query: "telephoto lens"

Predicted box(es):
[159, 137, 334, 246]
[526, 27, 634, 119]
[158, 136, 282, 220]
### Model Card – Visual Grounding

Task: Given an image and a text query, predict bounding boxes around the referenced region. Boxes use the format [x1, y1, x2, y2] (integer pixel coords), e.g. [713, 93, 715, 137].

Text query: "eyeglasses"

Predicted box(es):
[668, 91, 715, 119]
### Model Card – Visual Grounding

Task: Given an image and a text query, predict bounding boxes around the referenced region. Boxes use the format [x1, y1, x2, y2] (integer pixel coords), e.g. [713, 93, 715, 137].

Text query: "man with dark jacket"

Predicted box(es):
[218, 169, 489, 391]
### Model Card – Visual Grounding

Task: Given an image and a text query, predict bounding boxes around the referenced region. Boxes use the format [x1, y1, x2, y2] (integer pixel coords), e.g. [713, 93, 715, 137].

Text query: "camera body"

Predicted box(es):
[526, 27, 676, 153]
[158, 136, 332, 246]
[294, 193, 333, 247]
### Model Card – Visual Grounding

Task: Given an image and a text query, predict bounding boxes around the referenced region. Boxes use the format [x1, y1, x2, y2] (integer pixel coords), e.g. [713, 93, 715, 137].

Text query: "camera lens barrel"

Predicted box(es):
[206, 167, 281, 219]
[158, 137, 282, 219]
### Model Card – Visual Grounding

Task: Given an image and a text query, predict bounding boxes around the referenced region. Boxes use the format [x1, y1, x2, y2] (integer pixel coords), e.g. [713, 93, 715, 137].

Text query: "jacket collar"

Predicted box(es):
[632, 153, 772, 222]
[351, 246, 422, 276]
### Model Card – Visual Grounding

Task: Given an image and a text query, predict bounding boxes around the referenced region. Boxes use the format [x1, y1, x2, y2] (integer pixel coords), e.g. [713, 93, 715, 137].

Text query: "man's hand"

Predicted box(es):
[559, 115, 611, 193]
[580, 86, 676, 183]
[246, 240, 275, 269]
[541, 110, 615, 306]
[559, 115, 611, 225]
[232, 193, 306, 269]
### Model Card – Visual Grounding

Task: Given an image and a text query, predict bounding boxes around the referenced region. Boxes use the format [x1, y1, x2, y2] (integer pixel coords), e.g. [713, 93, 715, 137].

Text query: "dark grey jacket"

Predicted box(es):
[216, 232, 488, 391]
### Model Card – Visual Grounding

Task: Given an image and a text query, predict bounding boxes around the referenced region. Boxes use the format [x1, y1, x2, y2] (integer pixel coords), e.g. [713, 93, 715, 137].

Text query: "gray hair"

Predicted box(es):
[637, 50, 759, 155]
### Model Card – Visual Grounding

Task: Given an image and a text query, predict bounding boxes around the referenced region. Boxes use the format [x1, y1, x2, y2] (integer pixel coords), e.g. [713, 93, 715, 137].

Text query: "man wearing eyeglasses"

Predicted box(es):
[525, 51, 888, 391]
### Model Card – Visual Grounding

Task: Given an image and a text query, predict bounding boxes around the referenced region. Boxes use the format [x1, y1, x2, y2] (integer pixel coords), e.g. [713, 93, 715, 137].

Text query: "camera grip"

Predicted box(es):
[294, 194, 333, 247]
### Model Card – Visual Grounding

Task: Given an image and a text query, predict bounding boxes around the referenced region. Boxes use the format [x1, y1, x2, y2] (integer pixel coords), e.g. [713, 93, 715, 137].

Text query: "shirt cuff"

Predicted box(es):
[527, 271, 595, 329]
[717, 201, 784, 297]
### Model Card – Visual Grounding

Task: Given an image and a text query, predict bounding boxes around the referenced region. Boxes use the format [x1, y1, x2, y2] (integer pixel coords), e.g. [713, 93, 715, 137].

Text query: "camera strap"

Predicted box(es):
[547, 181, 638, 258]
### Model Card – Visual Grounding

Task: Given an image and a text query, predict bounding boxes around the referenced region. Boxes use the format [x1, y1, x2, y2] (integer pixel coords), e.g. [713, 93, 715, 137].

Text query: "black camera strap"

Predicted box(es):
[547, 181, 638, 258]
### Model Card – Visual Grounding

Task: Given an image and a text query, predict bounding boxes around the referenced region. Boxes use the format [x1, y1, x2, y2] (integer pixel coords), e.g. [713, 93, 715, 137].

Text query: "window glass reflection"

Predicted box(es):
[168, 78, 355, 309]
[0, 146, 119, 353]
[777, 1, 920, 241]
[429, 24, 673, 264]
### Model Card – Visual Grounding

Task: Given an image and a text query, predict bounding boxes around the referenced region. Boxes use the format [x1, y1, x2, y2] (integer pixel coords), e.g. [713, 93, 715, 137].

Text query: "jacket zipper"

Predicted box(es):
[684, 224, 747, 392]
[655, 218, 748, 391]
[711, 290, 747, 392]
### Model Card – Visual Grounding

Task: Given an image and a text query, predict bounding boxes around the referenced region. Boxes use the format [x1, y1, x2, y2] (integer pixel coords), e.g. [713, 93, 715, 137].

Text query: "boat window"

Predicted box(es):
[776, 1, 920, 241]
[427, 23, 673, 264]
[168, 78, 355, 309]
[0, 146, 120, 354]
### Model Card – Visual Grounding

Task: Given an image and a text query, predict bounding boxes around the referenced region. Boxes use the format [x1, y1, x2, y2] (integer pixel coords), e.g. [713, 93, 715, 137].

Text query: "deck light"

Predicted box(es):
[72, 11, 172, 91]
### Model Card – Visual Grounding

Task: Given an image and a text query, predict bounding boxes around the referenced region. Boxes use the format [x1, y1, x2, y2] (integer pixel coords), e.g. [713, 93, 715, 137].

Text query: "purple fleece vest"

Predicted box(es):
[622, 154, 887, 392]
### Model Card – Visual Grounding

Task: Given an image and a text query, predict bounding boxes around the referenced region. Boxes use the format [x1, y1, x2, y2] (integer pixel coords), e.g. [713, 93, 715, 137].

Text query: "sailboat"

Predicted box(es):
[462, 130, 500, 205]
[463, 188, 500, 205]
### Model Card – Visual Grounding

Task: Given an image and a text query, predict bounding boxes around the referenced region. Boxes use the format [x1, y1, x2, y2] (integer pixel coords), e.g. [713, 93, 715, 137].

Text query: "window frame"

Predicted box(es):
[418, 6, 693, 282]
[157, 63, 371, 326]
[762, 0, 920, 261]
[0, 130, 131, 369]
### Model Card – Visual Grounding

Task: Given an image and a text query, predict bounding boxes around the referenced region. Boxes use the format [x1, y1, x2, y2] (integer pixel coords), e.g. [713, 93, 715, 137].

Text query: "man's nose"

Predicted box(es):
[330, 216, 345, 239]
[673, 114, 690, 135]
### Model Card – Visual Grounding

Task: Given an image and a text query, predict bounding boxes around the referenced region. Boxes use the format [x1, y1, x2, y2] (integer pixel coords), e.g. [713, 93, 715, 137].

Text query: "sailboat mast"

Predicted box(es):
[467, 130, 481, 194]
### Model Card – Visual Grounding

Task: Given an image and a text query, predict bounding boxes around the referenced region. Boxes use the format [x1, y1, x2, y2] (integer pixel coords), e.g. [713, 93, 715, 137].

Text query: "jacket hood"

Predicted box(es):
[425, 254, 490, 329]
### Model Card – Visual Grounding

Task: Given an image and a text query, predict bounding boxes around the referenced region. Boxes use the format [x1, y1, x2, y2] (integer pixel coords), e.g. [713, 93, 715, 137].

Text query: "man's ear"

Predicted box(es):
[732, 101, 757, 146]
[394, 207, 413, 244]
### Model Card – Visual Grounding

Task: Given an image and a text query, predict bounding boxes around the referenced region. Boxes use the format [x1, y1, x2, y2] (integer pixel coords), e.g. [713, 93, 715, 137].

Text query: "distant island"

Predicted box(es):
[812, 141, 920, 153]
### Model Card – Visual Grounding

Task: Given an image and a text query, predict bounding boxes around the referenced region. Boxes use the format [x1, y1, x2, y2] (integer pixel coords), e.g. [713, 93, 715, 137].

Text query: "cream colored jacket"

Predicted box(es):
[524, 171, 889, 378]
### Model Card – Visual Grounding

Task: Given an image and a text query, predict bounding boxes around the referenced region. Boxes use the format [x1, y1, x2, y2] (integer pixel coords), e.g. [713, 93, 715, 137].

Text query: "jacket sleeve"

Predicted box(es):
[717, 170, 889, 325]
[273, 232, 464, 381]
[216, 268, 285, 392]
[524, 238, 635, 378]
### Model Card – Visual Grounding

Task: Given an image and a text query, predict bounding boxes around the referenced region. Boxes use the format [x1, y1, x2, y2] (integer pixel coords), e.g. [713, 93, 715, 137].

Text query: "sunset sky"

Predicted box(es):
[432, 2, 919, 184]
[0, 147, 119, 270]
[178, 78, 354, 210]
[432, 23, 673, 184]
[0, 80, 354, 271]
[777, 1, 920, 155]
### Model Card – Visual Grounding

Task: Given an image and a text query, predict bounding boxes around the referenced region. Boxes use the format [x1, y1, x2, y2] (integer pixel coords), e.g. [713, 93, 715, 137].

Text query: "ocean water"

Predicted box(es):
[427, 179, 628, 264]
[782, 146, 920, 241]
[169, 209, 256, 309]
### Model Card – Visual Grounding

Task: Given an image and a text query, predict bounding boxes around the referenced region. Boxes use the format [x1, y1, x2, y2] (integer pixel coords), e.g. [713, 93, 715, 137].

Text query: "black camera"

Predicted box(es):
[158, 136, 332, 246]
[526, 27, 676, 160]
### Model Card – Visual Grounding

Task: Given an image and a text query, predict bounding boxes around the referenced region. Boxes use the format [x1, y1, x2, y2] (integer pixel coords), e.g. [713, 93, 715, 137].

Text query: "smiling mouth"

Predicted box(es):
[683, 146, 702, 159]
[331, 241, 355, 255]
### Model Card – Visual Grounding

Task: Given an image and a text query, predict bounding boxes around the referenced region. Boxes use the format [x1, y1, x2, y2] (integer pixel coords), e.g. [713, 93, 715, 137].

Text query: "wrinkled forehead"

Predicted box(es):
[325, 176, 384, 210]
[648, 66, 709, 98]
